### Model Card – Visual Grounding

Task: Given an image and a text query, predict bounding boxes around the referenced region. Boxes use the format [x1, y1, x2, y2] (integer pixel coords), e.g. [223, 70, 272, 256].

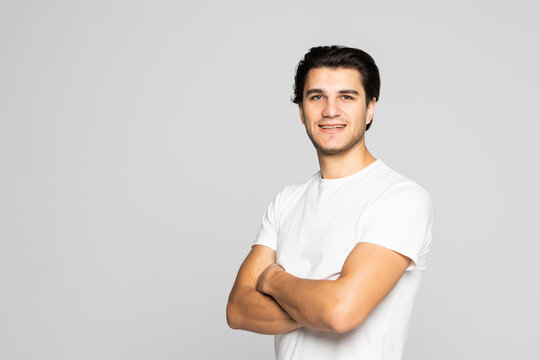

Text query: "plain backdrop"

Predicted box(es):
[1, 0, 539, 359]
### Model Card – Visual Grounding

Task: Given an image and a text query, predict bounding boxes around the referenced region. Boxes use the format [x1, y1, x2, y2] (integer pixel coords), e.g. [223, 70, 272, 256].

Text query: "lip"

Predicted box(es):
[318, 124, 346, 134]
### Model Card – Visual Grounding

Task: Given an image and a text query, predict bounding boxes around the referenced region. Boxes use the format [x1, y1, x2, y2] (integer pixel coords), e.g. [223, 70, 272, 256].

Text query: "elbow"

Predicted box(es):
[226, 300, 240, 329]
[327, 316, 357, 334]
[324, 299, 368, 334]
[227, 293, 248, 330]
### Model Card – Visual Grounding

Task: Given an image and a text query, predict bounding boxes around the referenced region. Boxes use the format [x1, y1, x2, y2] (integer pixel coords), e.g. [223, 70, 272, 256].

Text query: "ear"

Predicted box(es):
[299, 103, 305, 125]
[366, 98, 376, 125]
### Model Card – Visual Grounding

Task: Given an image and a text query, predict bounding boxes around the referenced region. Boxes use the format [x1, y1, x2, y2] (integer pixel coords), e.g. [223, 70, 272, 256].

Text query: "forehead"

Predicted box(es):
[304, 67, 364, 94]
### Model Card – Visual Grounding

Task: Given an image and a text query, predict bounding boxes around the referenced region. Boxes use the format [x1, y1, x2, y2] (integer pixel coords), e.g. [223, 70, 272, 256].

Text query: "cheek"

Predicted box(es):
[349, 108, 367, 122]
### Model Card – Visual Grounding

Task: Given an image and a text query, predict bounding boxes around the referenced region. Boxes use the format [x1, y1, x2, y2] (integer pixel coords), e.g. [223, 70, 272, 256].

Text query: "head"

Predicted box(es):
[292, 46, 381, 155]
[292, 45, 380, 131]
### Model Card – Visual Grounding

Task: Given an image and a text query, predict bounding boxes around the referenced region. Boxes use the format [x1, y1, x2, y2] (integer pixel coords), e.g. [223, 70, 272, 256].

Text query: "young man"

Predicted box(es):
[226, 45, 433, 360]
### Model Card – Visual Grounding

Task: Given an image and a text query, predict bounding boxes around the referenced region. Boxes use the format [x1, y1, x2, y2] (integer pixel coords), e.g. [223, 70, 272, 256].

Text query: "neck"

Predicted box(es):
[317, 140, 376, 179]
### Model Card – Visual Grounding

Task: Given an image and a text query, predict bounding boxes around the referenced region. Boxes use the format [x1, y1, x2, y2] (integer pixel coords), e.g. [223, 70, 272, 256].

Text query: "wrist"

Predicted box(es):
[265, 264, 285, 296]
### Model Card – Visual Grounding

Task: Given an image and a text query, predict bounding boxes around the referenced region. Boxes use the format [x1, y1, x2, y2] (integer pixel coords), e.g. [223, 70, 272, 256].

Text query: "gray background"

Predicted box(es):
[1, 0, 538, 359]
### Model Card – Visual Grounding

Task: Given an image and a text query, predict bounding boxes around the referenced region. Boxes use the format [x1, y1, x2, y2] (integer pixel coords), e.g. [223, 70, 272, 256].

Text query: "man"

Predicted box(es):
[226, 45, 433, 360]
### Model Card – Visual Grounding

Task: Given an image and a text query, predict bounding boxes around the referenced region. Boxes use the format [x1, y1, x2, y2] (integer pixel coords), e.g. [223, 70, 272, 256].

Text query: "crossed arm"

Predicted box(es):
[226, 242, 411, 334]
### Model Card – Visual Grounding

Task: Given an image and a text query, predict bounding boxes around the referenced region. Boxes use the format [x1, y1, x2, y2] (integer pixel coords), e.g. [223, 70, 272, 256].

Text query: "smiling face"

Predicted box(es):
[299, 67, 376, 155]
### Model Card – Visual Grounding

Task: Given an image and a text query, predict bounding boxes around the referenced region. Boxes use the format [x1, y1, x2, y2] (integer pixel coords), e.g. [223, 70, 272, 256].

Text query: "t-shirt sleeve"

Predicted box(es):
[251, 190, 283, 251]
[359, 182, 433, 271]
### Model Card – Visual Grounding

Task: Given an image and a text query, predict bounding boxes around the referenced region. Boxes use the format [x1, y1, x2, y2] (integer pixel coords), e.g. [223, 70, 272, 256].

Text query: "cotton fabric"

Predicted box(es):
[253, 159, 433, 360]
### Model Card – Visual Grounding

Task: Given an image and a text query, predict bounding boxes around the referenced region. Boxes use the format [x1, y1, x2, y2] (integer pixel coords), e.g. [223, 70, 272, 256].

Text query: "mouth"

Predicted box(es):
[318, 124, 346, 133]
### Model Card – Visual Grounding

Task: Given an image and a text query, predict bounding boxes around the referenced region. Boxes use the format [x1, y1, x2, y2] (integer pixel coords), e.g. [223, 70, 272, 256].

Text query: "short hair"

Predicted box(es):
[292, 45, 381, 131]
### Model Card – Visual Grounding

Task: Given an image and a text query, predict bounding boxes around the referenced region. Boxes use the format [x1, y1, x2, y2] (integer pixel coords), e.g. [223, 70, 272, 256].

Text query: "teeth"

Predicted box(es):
[321, 125, 345, 129]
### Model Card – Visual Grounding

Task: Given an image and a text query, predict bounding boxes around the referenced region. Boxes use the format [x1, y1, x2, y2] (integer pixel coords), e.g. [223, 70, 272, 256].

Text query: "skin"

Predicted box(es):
[299, 67, 377, 179]
[226, 67, 412, 334]
[226, 245, 301, 334]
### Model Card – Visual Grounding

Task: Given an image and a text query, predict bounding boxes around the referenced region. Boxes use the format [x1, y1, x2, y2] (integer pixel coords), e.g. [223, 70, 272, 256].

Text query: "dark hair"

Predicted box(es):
[292, 45, 381, 131]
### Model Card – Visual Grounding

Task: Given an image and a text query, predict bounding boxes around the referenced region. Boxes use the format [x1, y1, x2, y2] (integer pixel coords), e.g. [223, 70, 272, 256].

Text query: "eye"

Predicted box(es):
[311, 95, 323, 100]
[341, 95, 354, 100]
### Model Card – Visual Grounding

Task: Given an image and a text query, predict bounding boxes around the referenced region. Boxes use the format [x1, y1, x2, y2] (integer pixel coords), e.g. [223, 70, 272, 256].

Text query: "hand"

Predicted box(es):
[256, 263, 285, 295]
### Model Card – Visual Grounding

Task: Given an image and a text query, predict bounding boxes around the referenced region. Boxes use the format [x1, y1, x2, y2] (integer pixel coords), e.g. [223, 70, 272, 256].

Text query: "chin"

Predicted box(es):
[314, 138, 363, 155]
[307, 131, 364, 156]
[315, 145, 348, 155]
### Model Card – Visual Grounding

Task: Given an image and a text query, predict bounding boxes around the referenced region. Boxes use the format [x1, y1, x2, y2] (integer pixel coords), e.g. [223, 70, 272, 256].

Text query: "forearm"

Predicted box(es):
[263, 270, 342, 332]
[227, 285, 302, 335]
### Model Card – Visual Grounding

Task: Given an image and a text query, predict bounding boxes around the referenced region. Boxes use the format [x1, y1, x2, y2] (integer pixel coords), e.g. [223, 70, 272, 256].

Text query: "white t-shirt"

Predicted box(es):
[252, 159, 433, 360]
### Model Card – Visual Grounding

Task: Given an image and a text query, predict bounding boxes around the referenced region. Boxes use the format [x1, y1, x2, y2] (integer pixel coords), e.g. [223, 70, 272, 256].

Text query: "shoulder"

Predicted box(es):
[368, 161, 432, 213]
[269, 172, 319, 211]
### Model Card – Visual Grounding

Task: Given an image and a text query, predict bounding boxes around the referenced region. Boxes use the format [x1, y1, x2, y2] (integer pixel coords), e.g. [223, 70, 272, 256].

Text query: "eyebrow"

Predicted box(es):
[305, 89, 360, 97]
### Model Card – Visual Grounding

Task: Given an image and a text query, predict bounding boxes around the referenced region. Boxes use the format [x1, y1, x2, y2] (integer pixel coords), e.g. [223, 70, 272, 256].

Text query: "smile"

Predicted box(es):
[318, 124, 346, 133]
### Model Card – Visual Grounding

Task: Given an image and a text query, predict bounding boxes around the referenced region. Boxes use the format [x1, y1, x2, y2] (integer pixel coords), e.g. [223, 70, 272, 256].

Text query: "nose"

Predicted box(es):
[321, 98, 341, 118]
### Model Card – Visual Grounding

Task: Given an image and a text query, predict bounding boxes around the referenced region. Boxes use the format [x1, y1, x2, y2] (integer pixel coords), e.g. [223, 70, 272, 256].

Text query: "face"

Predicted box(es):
[299, 67, 376, 155]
